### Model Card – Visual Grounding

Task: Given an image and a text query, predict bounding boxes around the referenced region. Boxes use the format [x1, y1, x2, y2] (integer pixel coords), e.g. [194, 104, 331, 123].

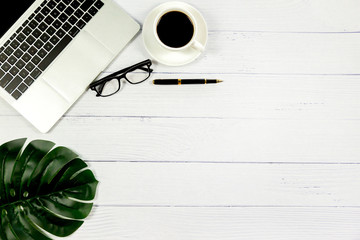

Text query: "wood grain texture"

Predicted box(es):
[116, 0, 360, 32]
[0, 117, 360, 163]
[90, 162, 360, 206]
[69, 207, 360, 240]
[104, 32, 360, 74]
[3, 73, 360, 120]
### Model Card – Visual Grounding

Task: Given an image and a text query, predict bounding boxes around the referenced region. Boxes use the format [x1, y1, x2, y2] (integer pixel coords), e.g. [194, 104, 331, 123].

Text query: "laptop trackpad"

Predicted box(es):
[42, 31, 114, 102]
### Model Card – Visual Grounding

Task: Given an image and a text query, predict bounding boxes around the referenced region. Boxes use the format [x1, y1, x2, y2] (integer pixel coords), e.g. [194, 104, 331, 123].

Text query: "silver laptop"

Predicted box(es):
[0, 0, 139, 132]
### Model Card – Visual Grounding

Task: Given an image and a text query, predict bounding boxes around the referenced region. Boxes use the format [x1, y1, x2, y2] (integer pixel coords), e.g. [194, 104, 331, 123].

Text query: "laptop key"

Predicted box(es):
[50, 36, 60, 45]
[12, 90, 22, 100]
[16, 60, 26, 69]
[29, 20, 39, 29]
[34, 40, 44, 49]
[25, 76, 35, 86]
[56, 2, 66, 11]
[31, 55, 41, 65]
[38, 35, 71, 71]
[0, 73, 12, 88]
[39, 22, 48, 31]
[19, 69, 29, 78]
[41, 7, 51, 16]
[5, 76, 22, 93]
[12, 90, 23, 99]
[46, 26, 56, 36]
[26, 35, 36, 45]
[55, 29, 65, 38]
[38, 49, 47, 58]
[74, 9, 84, 18]
[32, 29, 42, 38]
[44, 42, 54, 52]
[10, 33, 17, 40]
[83, 13, 92, 23]
[16, 33, 26, 42]
[20, 42, 30, 52]
[18, 83, 28, 93]
[30, 68, 42, 79]
[71, 1, 80, 9]
[65, 7, 75, 16]
[47, 0, 57, 8]
[8, 56, 18, 65]
[22, 53, 31, 62]
[62, 22, 72, 32]
[1, 62, 11, 72]
[28, 46, 38, 56]
[76, 20, 86, 29]
[9, 66, 20, 76]
[94, 0, 104, 9]
[0, 53, 7, 63]
[53, 20, 62, 29]
[4, 47, 14, 56]
[88, 6, 98, 16]
[16, 27, 23, 34]
[0, 69, 5, 79]
[25, 62, 35, 72]
[22, 20, 29, 28]
[68, 16, 78, 25]
[35, 13, 45, 22]
[14, 49, 24, 59]
[44, 16, 55, 25]
[22, 27, 32, 36]
[50, 9, 60, 18]
[69, 26, 80, 37]
[80, 0, 96, 11]
[40, 33, 50, 42]
[10, 40, 20, 49]
[59, 13, 68, 22]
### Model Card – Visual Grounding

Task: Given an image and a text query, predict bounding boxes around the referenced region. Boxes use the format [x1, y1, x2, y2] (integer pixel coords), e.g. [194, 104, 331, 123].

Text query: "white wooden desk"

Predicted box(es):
[1, 0, 360, 239]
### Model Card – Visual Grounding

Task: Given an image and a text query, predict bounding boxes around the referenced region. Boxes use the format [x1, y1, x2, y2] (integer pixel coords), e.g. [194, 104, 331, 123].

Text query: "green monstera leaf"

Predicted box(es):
[0, 139, 98, 239]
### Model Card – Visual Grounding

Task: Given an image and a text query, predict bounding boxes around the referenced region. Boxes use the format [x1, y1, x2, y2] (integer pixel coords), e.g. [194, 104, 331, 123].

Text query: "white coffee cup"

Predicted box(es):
[142, 2, 208, 66]
[153, 7, 205, 52]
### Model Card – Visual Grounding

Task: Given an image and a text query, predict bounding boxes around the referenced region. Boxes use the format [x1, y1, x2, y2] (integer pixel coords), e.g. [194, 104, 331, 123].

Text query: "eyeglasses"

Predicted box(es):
[89, 59, 153, 97]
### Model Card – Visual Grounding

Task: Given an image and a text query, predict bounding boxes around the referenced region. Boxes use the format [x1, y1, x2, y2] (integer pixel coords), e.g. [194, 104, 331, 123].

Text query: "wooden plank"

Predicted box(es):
[115, 0, 360, 32]
[106, 32, 360, 75]
[2, 74, 360, 120]
[69, 207, 360, 240]
[0, 117, 359, 163]
[89, 162, 360, 206]
[70, 74, 360, 120]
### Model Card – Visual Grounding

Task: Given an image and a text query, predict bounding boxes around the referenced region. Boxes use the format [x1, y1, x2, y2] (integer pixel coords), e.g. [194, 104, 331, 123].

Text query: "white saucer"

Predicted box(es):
[142, 2, 208, 66]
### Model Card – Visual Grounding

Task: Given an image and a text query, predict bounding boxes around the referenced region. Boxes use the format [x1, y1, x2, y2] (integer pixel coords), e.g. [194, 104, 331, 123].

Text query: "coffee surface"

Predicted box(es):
[157, 11, 194, 48]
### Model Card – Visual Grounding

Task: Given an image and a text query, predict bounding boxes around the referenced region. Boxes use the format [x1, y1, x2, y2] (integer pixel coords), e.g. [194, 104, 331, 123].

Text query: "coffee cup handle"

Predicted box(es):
[191, 40, 205, 52]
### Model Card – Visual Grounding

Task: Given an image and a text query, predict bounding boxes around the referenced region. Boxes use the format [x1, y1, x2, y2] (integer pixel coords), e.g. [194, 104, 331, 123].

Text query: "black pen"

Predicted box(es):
[153, 79, 223, 85]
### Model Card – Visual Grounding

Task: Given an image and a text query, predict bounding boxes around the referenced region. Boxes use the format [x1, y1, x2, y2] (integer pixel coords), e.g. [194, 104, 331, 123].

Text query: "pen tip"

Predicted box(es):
[217, 79, 223, 83]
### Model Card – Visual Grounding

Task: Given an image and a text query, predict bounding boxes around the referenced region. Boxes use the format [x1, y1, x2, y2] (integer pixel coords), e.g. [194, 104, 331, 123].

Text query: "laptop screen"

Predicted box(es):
[0, 0, 36, 38]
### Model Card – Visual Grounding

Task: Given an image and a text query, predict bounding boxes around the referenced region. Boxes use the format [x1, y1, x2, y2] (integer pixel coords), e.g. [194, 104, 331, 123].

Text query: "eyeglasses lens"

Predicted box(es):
[125, 66, 151, 83]
[97, 78, 120, 96]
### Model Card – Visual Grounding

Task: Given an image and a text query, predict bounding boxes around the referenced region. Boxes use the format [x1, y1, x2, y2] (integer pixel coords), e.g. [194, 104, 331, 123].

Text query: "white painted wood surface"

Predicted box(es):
[1, 0, 360, 239]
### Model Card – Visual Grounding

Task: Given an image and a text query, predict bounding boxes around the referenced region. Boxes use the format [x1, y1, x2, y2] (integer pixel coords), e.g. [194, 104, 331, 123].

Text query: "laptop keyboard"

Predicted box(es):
[0, 0, 104, 100]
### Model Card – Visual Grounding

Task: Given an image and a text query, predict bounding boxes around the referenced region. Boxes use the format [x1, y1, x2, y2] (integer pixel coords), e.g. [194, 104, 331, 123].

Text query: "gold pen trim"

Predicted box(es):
[178, 79, 181, 85]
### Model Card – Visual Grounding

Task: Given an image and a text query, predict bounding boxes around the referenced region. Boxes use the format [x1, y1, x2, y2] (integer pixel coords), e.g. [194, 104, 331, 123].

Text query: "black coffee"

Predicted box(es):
[156, 11, 194, 48]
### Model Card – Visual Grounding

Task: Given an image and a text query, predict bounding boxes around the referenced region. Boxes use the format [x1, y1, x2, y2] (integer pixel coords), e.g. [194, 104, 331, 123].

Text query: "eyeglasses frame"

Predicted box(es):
[89, 59, 153, 97]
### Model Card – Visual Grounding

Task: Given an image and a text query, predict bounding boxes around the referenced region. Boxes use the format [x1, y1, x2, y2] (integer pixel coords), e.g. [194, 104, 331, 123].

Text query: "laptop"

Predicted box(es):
[0, 0, 140, 132]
